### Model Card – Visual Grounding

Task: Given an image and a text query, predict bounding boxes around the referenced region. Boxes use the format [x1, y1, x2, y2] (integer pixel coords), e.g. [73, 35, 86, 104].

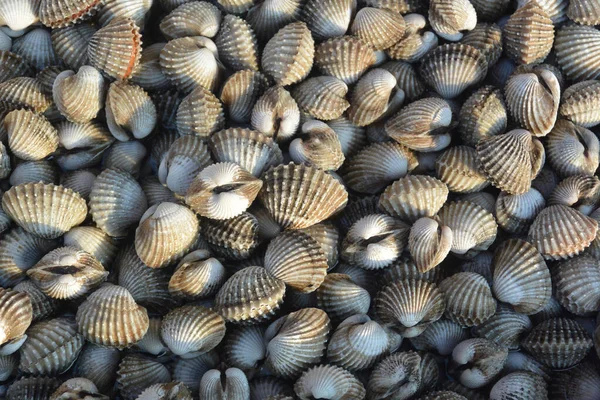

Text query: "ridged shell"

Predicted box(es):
[39, 0, 102, 28]
[429, 0, 477, 41]
[350, 7, 405, 51]
[435, 146, 489, 193]
[410, 319, 469, 356]
[380, 61, 426, 101]
[72, 344, 120, 395]
[554, 255, 600, 316]
[0, 77, 51, 113]
[451, 338, 508, 389]
[292, 77, 349, 121]
[6, 377, 61, 400]
[157, 136, 212, 196]
[136, 382, 192, 400]
[13, 280, 58, 323]
[214, 14, 259, 73]
[117, 354, 171, 400]
[50, 377, 109, 400]
[9, 160, 58, 186]
[489, 371, 547, 400]
[461, 23, 502, 66]
[294, 364, 365, 400]
[549, 175, 600, 214]
[0, 0, 40, 31]
[246, 0, 302, 43]
[495, 188, 545, 235]
[105, 81, 156, 141]
[169, 250, 225, 300]
[176, 85, 225, 138]
[560, 80, 600, 128]
[220, 70, 269, 124]
[11, 28, 57, 71]
[550, 361, 600, 399]
[87, 18, 142, 80]
[262, 22, 314, 86]
[302, 0, 355, 42]
[316, 273, 371, 322]
[326, 117, 368, 158]
[546, 120, 599, 178]
[52, 66, 104, 124]
[129, 43, 171, 92]
[315, 36, 376, 86]
[217, 0, 254, 14]
[555, 24, 600, 82]
[76, 283, 149, 349]
[63, 226, 117, 267]
[409, 217, 453, 273]
[0, 51, 33, 84]
[504, 1, 554, 65]
[476, 304, 532, 349]
[347, 68, 399, 127]
[439, 272, 496, 327]
[289, 121, 345, 171]
[225, 324, 266, 373]
[199, 368, 250, 400]
[251, 86, 300, 142]
[105, 142, 147, 178]
[0, 288, 32, 354]
[202, 212, 260, 260]
[55, 121, 113, 171]
[5, 109, 58, 161]
[458, 85, 507, 146]
[568, 0, 600, 25]
[386, 14, 438, 63]
[160, 1, 221, 39]
[51, 23, 97, 71]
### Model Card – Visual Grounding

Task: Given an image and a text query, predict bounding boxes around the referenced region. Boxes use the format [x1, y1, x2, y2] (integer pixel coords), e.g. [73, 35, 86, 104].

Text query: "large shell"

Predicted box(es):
[39, 0, 102, 28]
[11, 28, 57, 71]
[220, 70, 269, 124]
[560, 81, 600, 128]
[451, 338, 508, 389]
[315, 36, 377, 86]
[429, 0, 477, 41]
[436, 146, 489, 193]
[0, 77, 52, 113]
[75, 283, 149, 349]
[555, 24, 600, 82]
[0, 0, 40, 31]
[294, 364, 366, 400]
[439, 272, 496, 327]
[52, 66, 104, 124]
[199, 368, 250, 400]
[160, 1, 221, 39]
[105, 81, 156, 141]
[262, 22, 314, 86]
[458, 85, 507, 146]
[289, 121, 345, 171]
[347, 68, 399, 127]
[169, 250, 226, 301]
[504, 1, 554, 65]
[176, 85, 225, 138]
[554, 255, 600, 316]
[215, 14, 260, 72]
[302, 0, 355, 42]
[316, 273, 371, 322]
[546, 120, 599, 178]
[5, 109, 58, 161]
[528, 204, 598, 260]
[117, 354, 171, 400]
[0, 288, 32, 355]
[292, 77, 349, 121]
[87, 17, 142, 80]
[409, 217, 453, 273]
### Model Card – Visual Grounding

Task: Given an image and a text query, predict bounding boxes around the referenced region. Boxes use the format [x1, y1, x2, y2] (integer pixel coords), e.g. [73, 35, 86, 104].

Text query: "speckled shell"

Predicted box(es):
[292, 77, 349, 121]
[160, 1, 221, 39]
[87, 17, 142, 80]
[458, 86, 507, 146]
[13, 280, 58, 323]
[176, 85, 225, 138]
[0, 77, 51, 113]
[5, 109, 58, 161]
[410, 319, 469, 356]
[302, 0, 355, 42]
[429, 0, 477, 41]
[546, 120, 599, 178]
[11, 28, 57, 71]
[436, 146, 489, 193]
[452, 338, 508, 389]
[294, 364, 366, 400]
[347, 68, 399, 127]
[504, 1, 554, 65]
[262, 22, 314, 86]
[215, 266, 286, 324]
[522, 318, 593, 369]
[52, 66, 104, 124]
[0, 287, 32, 354]
[117, 354, 171, 400]
[202, 212, 260, 259]
[316, 273, 371, 322]
[214, 14, 259, 73]
[567, 0, 600, 25]
[105, 81, 156, 141]
[553, 255, 600, 316]
[220, 70, 269, 124]
[560, 81, 600, 128]
[555, 24, 600, 82]
[6, 377, 61, 400]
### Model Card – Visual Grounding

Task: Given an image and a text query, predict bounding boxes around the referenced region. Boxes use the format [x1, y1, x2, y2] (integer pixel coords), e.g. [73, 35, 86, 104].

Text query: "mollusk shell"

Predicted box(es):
[11, 28, 57, 71]
[246, 0, 303, 43]
[0, 0, 40, 31]
[435, 145, 489, 193]
[39, 0, 102, 28]
[0, 77, 51, 113]
[5, 109, 58, 161]
[220, 70, 270, 124]
[199, 368, 250, 400]
[451, 338, 508, 389]
[568, 0, 600, 25]
[160, 1, 222, 39]
[63, 226, 118, 267]
[439, 272, 496, 327]
[0, 51, 33, 84]
[316, 273, 371, 322]
[503, 1, 554, 65]
[351, 7, 405, 51]
[116, 354, 171, 400]
[379, 175, 448, 223]
[202, 212, 259, 259]
[289, 121, 345, 171]
[130, 43, 172, 92]
[52, 66, 104, 124]
[546, 120, 600, 178]
[169, 250, 226, 300]
[251, 85, 300, 142]
[554, 255, 600, 316]
[495, 188, 546, 235]
[428, 0, 477, 41]
[409, 217, 453, 273]
[554, 24, 600, 82]
[176, 85, 225, 138]
[461, 23, 503, 66]
[490, 371, 547, 400]
[291, 76, 349, 121]
[0, 287, 32, 354]
[458, 85, 507, 146]
[105, 81, 156, 141]
[560, 80, 600, 128]
[51, 23, 97, 71]
[294, 364, 366, 400]
[215, 14, 260, 72]
[302, 0, 356, 42]
[347, 68, 400, 127]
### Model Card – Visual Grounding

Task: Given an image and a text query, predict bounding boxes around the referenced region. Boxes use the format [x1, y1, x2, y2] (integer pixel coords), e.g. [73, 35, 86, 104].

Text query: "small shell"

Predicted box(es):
[141, 176, 177, 207]
[386, 14, 438, 63]
[436, 201, 497, 257]
[439, 272, 496, 327]
[555, 24, 600, 82]
[289, 121, 345, 171]
[262, 22, 314, 86]
[410, 319, 469, 356]
[522, 318, 593, 369]
[202, 212, 260, 259]
[51, 23, 96, 71]
[0, 288, 32, 355]
[461, 23, 502, 66]
[246, 0, 302, 43]
[302, 0, 355, 42]
[0, 76, 51, 113]
[0, 0, 40, 31]
[52, 66, 104, 124]
[9, 160, 58, 186]
[220, 70, 270, 124]
[105, 81, 156, 141]
[528, 204, 598, 260]
[76, 283, 149, 349]
[435, 146, 489, 193]
[176, 85, 225, 138]
[351, 7, 405, 51]
[5, 109, 58, 161]
[347, 68, 399, 127]
[451, 338, 508, 389]
[554, 255, 600, 316]
[117, 354, 171, 400]
[458, 86, 507, 146]
[294, 364, 366, 400]
[6, 377, 61, 400]
[292, 77, 349, 121]
[546, 120, 599, 178]
[251, 86, 300, 142]
[560, 80, 600, 128]
[419, 44, 487, 99]
[160, 1, 221, 39]
[87, 17, 142, 80]
[504, 1, 554, 65]
[39, 0, 102, 28]
[89, 168, 148, 237]
[429, 0, 477, 41]
[316, 273, 371, 322]
[376, 279, 445, 337]
[11, 28, 57, 71]
[199, 368, 250, 400]
[136, 382, 192, 400]
[169, 250, 226, 301]
[72, 344, 120, 395]
[409, 217, 453, 273]
[490, 371, 547, 400]
[495, 188, 546, 235]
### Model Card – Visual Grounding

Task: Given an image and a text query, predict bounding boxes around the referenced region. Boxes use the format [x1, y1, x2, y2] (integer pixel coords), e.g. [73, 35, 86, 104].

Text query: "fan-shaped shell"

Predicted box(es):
[386, 14, 438, 63]
[410, 319, 469, 356]
[316, 273, 371, 322]
[199, 368, 250, 400]
[246, 0, 302, 43]
[314, 36, 377, 86]
[39, 0, 102, 28]
[169, 250, 226, 301]
[0, 77, 51, 113]
[409, 217, 453, 273]
[489, 371, 547, 400]
[0, 51, 33, 84]
[351, 7, 405, 51]
[435, 146, 489, 193]
[5, 109, 58, 161]
[215, 14, 259, 72]
[52, 66, 104, 124]
[6, 377, 61, 400]
[51, 23, 96, 71]
[546, 120, 599, 178]
[292, 77, 349, 121]
[202, 212, 260, 260]
[429, 0, 477, 41]
[458, 85, 507, 146]
[568, 0, 600, 25]
[476, 305, 532, 350]
[289, 120, 345, 171]
[294, 364, 366, 400]
[63, 226, 117, 268]
[555, 24, 600, 82]
[251, 85, 299, 142]
[176, 85, 225, 138]
[117, 354, 171, 400]
[347, 68, 399, 127]
[560, 81, 600, 128]
[9, 160, 57, 186]
[439, 272, 496, 327]
[495, 188, 546, 235]
[129, 43, 171, 92]
[554, 255, 600, 316]
[105, 81, 156, 141]
[451, 338, 508, 389]
[11, 28, 57, 71]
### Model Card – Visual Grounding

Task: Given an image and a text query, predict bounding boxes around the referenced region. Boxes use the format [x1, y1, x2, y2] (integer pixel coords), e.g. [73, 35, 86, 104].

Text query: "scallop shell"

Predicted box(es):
[18, 317, 84, 376]
[351, 7, 405, 51]
[546, 120, 599, 178]
[5, 109, 58, 161]
[0, 0, 40, 31]
[52, 66, 104, 124]
[6, 377, 61, 400]
[199, 368, 250, 400]
[451, 338, 508, 389]
[522, 318, 593, 369]
[0, 288, 32, 355]
[11, 28, 57, 71]
[435, 146, 489, 193]
[476, 129, 545, 195]
[409, 217, 453, 273]
[289, 121, 345, 171]
[316, 273, 371, 322]
[347, 68, 399, 127]
[176, 85, 225, 138]
[302, 0, 355, 42]
[528, 204, 598, 260]
[89, 168, 148, 237]
[376, 278, 445, 338]
[429, 0, 477, 41]
[504, 1, 554, 65]
[220, 70, 270, 124]
[554, 255, 600, 316]
[246, 0, 303, 43]
[51, 23, 96, 71]
[410, 319, 469, 356]
[504, 69, 560, 137]
[439, 272, 496, 327]
[117, 354, 171, 400]
[215, 14, 259, 72]
[105, 81, 156, 141]
[419, 44, 487, 99]
[88, 17, 142, 80]
[251, 85, 300, 142]
[202, 212, 260, 260]
[129, 43, 171, 92]
[291, 77, 349, 121]
[39, 0, 102, 28]
[458, 85, 507, 146]
[567, 0, 600, 25]
[0, 51, 33, 84]
[262, 22, 314, 86]
[76, 283, 149, 349]
[160, 1, 221, 39]
[495, 188, 546, 235]
[0, 77, 51, 112]
[169, 250, 226, 301]
[560, 80, 600, 128]
[97, 0, 152, 29]
[556, 25, 600, 83]
[314, 36, 376, 86]
[9, 160, 58, 186]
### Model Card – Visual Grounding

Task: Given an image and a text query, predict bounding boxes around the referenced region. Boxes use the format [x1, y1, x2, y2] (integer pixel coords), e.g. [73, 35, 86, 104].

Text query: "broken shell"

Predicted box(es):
[220, 70, 270, 124]
[5, 109, 58, 161]
[451, 338, 508, 389]
[495, 188, 546, 235]
[503, 1, 554, 65]
[458, 85, 507, 146]
[439, 272, 496, 327]
[52, 66, 104, 124]
[294, 364, 366, 400]
[160, 1, 221, 39]
[176, 85, 225, 138]
[546, 120, 599, 178]
[105, 81, 157, 141]
[428, 0, 477, 41]
[169, 250, 226, 301]
[409, 217, 453, 273]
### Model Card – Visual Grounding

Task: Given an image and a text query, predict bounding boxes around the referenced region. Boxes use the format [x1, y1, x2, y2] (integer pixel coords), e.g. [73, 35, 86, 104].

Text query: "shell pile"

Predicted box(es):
[3, 0, 600, 399]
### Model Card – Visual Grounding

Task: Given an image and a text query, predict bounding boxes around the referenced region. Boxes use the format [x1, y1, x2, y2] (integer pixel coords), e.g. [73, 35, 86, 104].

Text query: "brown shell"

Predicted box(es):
[504, 1, 554, 65]
[5, 109, 58, 161]
[289, 121, 345, 171]
[429, 0, 477, 41]
[379, 175, 448, 223]
[176, 85, 225, 138]
[436, 146, 489, 193]
[347, 68, 400, 127]
[461, 23, 503, 66]
[202, 212, 260, 260]
[39, 0, 102, 28]
[215, 14, 260, 72]
[159, 1, 222, 39]
[350, 7, 405, 51]
[291, 77, 349, 121]
[567, 0, 600, 25]
[458, 85, 507, 146]
[0, 287, 32, 353]
[555, 24, 600, 82]
[560, 80, 600, 128]
[220, 70, 270, 124]
[51, 23, 97, 71]
[439, 272, 496, 327]
[554, 255, 600, 316]
[0, 77, 52, 113]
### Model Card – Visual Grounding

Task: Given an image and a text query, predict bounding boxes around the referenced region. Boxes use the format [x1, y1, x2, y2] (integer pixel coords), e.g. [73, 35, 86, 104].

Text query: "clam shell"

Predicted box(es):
[250, 377, 294, 400]
[5, 109, 58, 161]
[554, 255, 600, 316]
[215, 14, 259, 73]
[294, 364, 365, 400]
[73, 344, 120, 395]
[97, 0, 152, 29]
[476, 304, 532, 349]
[169, 250, 226, 301]
[50, 378, 108, 400]
[76, 283, 149, 349]
[176, 85, 225, 138]
[141, 176, 177, 207]
[11, 28, 57, 71]
[528, 204, 598, 260]
[215, 266, 286, 324]
[379, 176, 448, 223]
[216, 0, 254, 14]
[568, 0, 600, 25]
[410, 319, 469, 356]
[251, 85, 299, 142]
[504, 352, 551, 382]
[220, 70, 270, 124]
[105, 81, 156, 141]
[316, 273, 371, 322]
[347, 68, 399, 127]
[458, 85, 507, 146]
[326, 117, 368, 158]
[461, 23, 502, 66]
[299, 221, 339, 270]
[103, 140, 147, 177]
[517, 0, 569, 25]
[202, 212, 260, 259]
[351, 7, 405, 51]
[6, 377, 61, 400]
[39, 0, 102, 28]
[0, 0, 40, 31]
[452, 338, 508, 389]
[504, 1, 554, 65]
[52, 66, 104, 124]
[522, 318, 593, 369]
[51, 23, 96, 71]
[13, 280, 59, 322]
[55, 121, 114, 171]
[9, 160, 58, 186]
[549, 175, 600, 214]
[0, 77, 51, 112]
[160, 1, 221, 39]
[199, 368, 250, 400]
[262, 22, 314, 86]
[129, 43, 172, 92]
[439, 272, 496, 327]
[546, 120, 599, 178]
[495, 188, 546, 235]
[0, 288, 32, 354]
[532, 168, 559, 200]
[0, 353, 17, 381]
[0, 51, 33, 84]
[291, 77, 349, 121]
[429, 0, 477, 41]
[364, 0, 423, 13]
[246, 0, 303, 43]
[19, 317, 84, 376]
[560, 80, 600, 128]
[376, 278, 445, 337]
[302, 0, 355, 42]
[419, 44, 487, 99]
[555, 24, 600, 82]
[63, 226, 118, 267]
[550, 361, 600, 399]
[89, 168, 148, 237]
[382, 255, 447, 286]
[436, 146, 489, 193]
[117, 354, 171, 400]
[158, 135, 212, 196]
[289, 121, 345, 171]
[153, 89, 182, 130]
[339, 196, 381, 233]
[490, 371, 547, 400]
[409, 217, 453, 273]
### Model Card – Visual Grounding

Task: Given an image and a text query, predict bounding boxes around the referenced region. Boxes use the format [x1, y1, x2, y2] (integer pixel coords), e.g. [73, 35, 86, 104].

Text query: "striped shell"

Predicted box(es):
[504, 1, 554, 65]
[554, 255, 600, 316]
[0, 288, 32, 355]
[302, 0, 355, 41]
[439, 272, 496, 327]
[289, 121, 345, 171]
[5, 109, 58, 161]
[436, 146, 489, 193]
[294, 364, 366, 400]
[560, 80, 600, 128]
[429, 0, 477, 41]
[316, 273, 371, 322]
[379, 175, 448, 223]
[52, 66, 104, 124]
[351, 7, 405, 51]
[546, 120, 599, 178]
[555, 24, 600, 82]
[458, 85, 507, 146]
[159, 1, 222, 39]
[220, 70, 270, 124]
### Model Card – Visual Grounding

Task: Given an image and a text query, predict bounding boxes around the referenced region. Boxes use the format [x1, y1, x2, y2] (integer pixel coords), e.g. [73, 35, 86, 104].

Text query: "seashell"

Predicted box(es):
[546, 120, 599, 178]
[439, 272, 496, 327]
[158, 136, 212, 196]
[19, 317, 84, 376]
[51, 23, 96, 71]
[141, 176, 177, 207]
[216, 0, 254, 14]
[528, 204, 598, 260]
[135, 316, 167, 356]
[522, 318, 593, 369]
[39, 0, 102, 28]
[0, 288, 32, 355]
[169, 250, 226, 301]
[136, 382, 192, 400]
[429, 0, 477, 41]
[259, 163, 348, 230]
[129, 43, 172, 92]
[339, 196, 381, 233]
[97, 0, 152, 29]
[159, 36, 222, 94]
[5, 109, 58, 161]
[63, 226, 117, 268]
[495, 188, 546, 235]
[9, 160, 58, 186]
[89, 168, 148, 237]
[76, 283, 149, 349]
[289, 121, 345, 171]
[327, 314, 389, 371]
[294, 364, 366, 400]
[504, 352, 551, 382]
[554, 24, 600, 82]
[554, 256, 600, 316]
[262, 22, 314, 86]
[476, 129, 545, 195]
[50, 378, 108, 400]
[503, 1, 554, 65]
[202, 212, 260, 259]
[458, 86, 507, 146]
[152, 90, 182, 131]
[419, 44, 487, 99]
[351, 7, 405, 51]
[103, 140, 147, 177]
[117, 354, 171, 400]
[302, 0, 355, 42]
[489, 371, 547, 400]
[0, 76, 51, 113]
[0, 0, 39, 31]
[476, 304, 532, 349]
[6, 377, 61, 400]
[461, 23, 502, 66]
[567, 0, 600, 25]
[363, 0, 423, 13]
[380, 61, 426, 101]
[386, 14, 438, 63]
[13, 280, 59, 323]
[326, 117, 368, 158]
[341, 214, 409, 270]
[160, 1, 221, 39]
[220, 70, 269, 124]
[376, 278, 445, 337]
[505, 70, 560, 137]
[451, 338, 508, 389]
[215, 266, 286, 324]
[435, 146, 489, 193]
[385, 97, 453, 152]
[0, 51, 33, 84]
[176, 85, 225, 138]
[549, 361, 600, 400]
[249, 377, 294, 400]
[11, 28, 57, 71]
[316, 273, 371, 322]
[549, 175, 600, 214]
[200, 368, 250, 400]
[72, 344, 120, 395]
[436, 201, 497, 256]
[409, 217, 453, 273]
[27, 246, 107, 300]
[343, 141, 418, 194]
[560, 80, 600, 128]
[251, 85, 299, 142]
[247, 0, 303, 43]
[299, 222, 339, 270]
[0, 353, 17, 381]
[410, 319, 469, 356]
[291, 77, 349, 121]
[315, 36, 376, 86]
[516, 0, 568, 25]
[172, 353, 219, 396]
[88, 17, 142, 80]
[532, 167, 560, 200]
[52, 66, 104, 124]
[105, 81, 156, 141]
[347, 68, 400, 127]
[214, 15, 259, 74]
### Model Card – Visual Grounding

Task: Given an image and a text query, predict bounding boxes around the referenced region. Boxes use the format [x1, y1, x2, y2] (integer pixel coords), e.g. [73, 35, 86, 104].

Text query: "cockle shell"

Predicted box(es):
[72, 344, 120, 395]
[96, 0, 151, 29]
[568, 0, 600, 25]
[351, 7, 405, 51]
[429, 0, 477, 41]
[158, 135, 212, 196]
[409, 217, 453, 273]
[176, 85, 225, 138]
[246, 0, 302, 43]
[136, 382, 192, 400]
[0, 0, 40, 31]
[289, 121, 345, 171]
[476, 304, 532, 349]
[63, 226, 118, 267]
[458, 85, 507, 146]
[0, 287, 32, 355]
[555, 24, 600, 82]
[50, 378, 108, 400]
[0, 51, 33, 84]
[495, 188, 545, 235]
[451, 338, 508, 389]
[410, 319, 469, 356]
[11, 28, 57, 71]
[549, 175, 600, 214]
[380, 61, 426, 101]
[435, 146, 489, 193]
[220, 70, 269, 124]
[364, 0, 423, 13]
[461, 23, 503, 66]
[6, 377, 61, 400]
[551, 361, 600, 399]
[200, 368, 250, 400]
[546, 120, 599, 178]
[249, 377, 294, 400]
[51, 23, 96, 71]
[439, 272, 496, 327]
[55, 121, 113, 171]
[490, 371, 547, 400]
[39, 0, 102, 28]
[504, 1, 554, 65]
[316, 273, 371, 322]
[129, 43, 171, 92]
[251, 85, 299, 142]
[294, 364, 366, 400]
[52, 66, 104, 124]
[202, 212, 260, 260]
[169, 250, 226, 301]
[326, 117, 368, 158]
[160, 1, 221, 39]
[141, 176, 177, 207]
[560, 80, 600, 128]
[379, 176, 448, 223]
[386, 14, 438, 63]
[117, 354, 171, 400]
[171, 353, 219, 397]
[217, 0, 254, 14]
[302, 0, 356, 42]
[347, 68, 399, 127]
[0, 76, 51, 112]
[13, 280, 59, 323]
[88, 17, 142, 80]
[5, 109, 58, 161]
[517, 0, 569, 25]
[215, 14, 259, 73]
[104, 141, 147, 177]
[291, 77, 349, 121]
[9, 160, 57, 186]
[105, 81, 156, 141]
[553, 255, 600, 316]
